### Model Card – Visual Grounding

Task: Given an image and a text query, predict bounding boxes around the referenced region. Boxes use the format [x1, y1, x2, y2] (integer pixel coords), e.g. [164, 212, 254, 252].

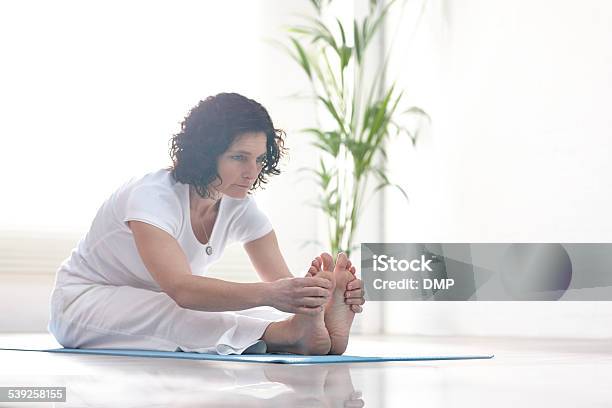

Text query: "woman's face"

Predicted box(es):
[211, 131, 267, 199]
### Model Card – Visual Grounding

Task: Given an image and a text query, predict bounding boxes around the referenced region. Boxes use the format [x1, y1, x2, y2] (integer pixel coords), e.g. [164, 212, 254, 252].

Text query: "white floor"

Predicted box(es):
[0, 333, 610, 407]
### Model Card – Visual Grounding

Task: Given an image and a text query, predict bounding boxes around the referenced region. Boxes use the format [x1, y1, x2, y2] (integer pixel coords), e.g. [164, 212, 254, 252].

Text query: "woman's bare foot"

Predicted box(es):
[314, 252, 355, 355]
[262, 271, 333, 355]
[308, 256, 364, 314]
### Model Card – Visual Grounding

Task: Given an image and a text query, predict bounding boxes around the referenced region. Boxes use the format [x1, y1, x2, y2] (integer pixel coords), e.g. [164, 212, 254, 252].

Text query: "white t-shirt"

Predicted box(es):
[54, 168, 273, 292]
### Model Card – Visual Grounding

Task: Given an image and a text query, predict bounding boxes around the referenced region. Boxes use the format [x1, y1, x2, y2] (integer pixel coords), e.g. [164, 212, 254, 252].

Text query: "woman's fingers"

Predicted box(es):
[299, 296, 328, 307]
[298, 286, 330, 298]
[344, 288, 363, 298]
[350, 305, 363, 313]
[346, 259, 357, 276]
[299, 276, 333, 290]
[346, 278, 362, 291]
[305, 265, 318, 277]
[343, 276, 365, 309]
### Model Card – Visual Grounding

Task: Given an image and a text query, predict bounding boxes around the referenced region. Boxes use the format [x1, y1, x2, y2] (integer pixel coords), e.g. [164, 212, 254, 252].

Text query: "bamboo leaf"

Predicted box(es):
[364, 0, 397, 47]
[403, 106, 430, 121]
[379, 146, 388, 160]
[371, 164, 410, 203]
[353, 19, 362, 64]
[361, 104, 374, 133]
[303, 16, 339, 55]
[401, 106, 431, 145]
[303, 128, 341, 157]
[317, 96, 346, 135]
[308, 0, 323, 13]
[345, 139, 370, 178]
[372, 181, 409, 203]
[297, 166, 319, 176]
[287, 26, 315, 35]
[289, 36, 312, 79]
[392, 183, 410, 202]
[321, 50, 343, 97]
[372, 166, 390, 185]
[340, 45, 352, 71]
[366, 84, 395, 145]
[336, 18, 346, 46]
[361, 17, 369, 47]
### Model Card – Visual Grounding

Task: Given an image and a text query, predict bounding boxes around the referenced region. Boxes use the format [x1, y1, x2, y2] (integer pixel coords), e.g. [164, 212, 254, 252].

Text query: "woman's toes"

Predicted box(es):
[321, 253, 334, 272]
[316, 256, 323, 268]
[334, 252, 348, 272]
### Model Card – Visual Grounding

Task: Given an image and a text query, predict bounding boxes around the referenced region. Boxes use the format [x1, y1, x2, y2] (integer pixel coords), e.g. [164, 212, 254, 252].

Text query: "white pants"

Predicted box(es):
[48, 284, 291, 355]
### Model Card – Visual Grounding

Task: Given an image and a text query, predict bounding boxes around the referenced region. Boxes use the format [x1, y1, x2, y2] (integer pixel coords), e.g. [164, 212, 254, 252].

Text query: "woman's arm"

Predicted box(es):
[244, 230, 365, 313]
[129, 221, 330, 314]
[244, 230, 293, 282]
[172, 274, 329, 315]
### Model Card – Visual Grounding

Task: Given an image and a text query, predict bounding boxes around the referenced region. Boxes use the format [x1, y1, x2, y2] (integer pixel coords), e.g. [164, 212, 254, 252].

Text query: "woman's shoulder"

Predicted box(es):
[222, 194, 262, 218]
[223, 194, 272, 243]
[120, 169, 186, 238]
[125, 168, 183, 194]
[132, 167, 174, 185]
[117, 168, 187, 216]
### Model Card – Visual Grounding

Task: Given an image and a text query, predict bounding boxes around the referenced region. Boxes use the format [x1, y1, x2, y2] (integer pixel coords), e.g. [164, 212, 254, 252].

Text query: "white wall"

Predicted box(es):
[0, 0, 323, 332]
[383, 0, 612, 337]
[0, 0, 319, 261]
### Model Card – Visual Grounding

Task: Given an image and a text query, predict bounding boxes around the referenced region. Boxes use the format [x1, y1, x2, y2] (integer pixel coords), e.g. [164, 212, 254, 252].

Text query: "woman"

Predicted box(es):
[48, 92, 365, 355]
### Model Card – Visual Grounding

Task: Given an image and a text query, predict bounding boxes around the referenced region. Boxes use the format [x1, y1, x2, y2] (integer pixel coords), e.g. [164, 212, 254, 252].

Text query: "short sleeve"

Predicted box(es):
[231, 197, 273, 244]
[123, 184, 183, 239]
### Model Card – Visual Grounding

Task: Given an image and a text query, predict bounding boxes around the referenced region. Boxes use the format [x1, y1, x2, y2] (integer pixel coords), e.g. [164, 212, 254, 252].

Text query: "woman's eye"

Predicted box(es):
[231, 155, 265, 165]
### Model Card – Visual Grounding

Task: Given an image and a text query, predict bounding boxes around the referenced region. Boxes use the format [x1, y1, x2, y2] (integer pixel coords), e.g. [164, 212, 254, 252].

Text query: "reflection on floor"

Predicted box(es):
[0, 333, 610, 407]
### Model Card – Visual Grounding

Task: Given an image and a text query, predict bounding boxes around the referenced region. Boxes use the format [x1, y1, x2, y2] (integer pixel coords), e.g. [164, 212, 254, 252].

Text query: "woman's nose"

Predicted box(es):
[243, 160, 259, 178]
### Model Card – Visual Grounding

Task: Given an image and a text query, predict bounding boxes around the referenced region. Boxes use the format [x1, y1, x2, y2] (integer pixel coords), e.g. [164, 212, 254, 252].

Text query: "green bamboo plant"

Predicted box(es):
[280, 0, 428, 257]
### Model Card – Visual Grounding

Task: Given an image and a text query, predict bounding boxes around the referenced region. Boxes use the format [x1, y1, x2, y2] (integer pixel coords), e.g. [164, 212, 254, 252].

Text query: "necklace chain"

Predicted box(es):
[190, 187, 216, 256]
[203, 227, 213, 255]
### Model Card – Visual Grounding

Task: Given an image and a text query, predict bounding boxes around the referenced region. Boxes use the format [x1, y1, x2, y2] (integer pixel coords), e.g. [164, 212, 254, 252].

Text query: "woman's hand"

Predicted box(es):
[306, 255, 366, 314]
[266, 276, 332, 315]
[345, 259, 365, 313]
[345, 272, 365, 313]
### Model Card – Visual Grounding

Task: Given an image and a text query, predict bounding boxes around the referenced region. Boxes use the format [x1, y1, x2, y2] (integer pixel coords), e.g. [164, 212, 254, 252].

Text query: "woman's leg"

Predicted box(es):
[50, 280, 339, 355]
[252, 254, 358, 356]
[306, 253, 357, 355]
[260, 307, 332, 355]
[50, 284, 284, 355]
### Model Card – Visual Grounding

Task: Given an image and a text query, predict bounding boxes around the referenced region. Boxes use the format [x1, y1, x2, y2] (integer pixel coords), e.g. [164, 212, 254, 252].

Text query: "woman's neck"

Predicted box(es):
[189, 186, 220, 219]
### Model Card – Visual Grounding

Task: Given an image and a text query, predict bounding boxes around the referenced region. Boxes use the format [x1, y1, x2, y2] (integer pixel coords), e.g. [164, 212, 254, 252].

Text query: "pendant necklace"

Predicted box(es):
[202, 224, 213, 256]
[200, 201, 218, 256]
[190, 187, 216, 256]
[201, 198, 220, 256]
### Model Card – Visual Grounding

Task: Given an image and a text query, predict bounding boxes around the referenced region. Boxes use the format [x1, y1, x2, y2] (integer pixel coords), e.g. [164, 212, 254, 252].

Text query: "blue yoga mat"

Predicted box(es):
[1, 347, 494, 364]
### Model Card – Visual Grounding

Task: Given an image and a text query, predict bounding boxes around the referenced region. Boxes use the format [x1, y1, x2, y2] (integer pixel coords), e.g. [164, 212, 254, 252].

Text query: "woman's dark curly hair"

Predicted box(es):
[166, 93, 287, 198]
